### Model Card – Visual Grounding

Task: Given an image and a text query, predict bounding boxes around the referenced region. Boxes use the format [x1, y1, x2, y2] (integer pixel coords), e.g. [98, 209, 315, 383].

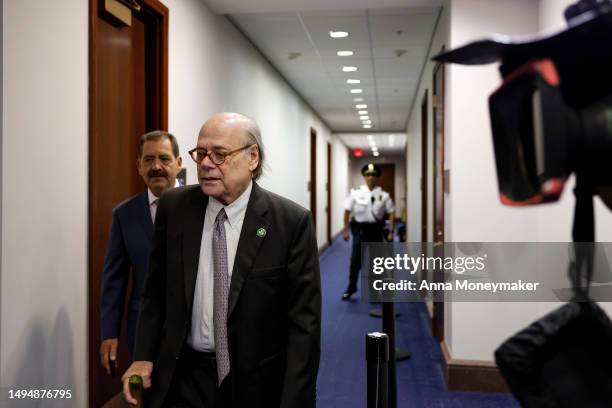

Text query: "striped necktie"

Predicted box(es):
[213, 208, 230, 384]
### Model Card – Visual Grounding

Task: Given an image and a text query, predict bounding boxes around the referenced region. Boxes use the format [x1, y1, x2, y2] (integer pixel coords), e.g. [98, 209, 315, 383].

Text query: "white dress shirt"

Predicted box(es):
[148, 179, 180, 222]
[344, 185, 394, 223]
[188, 181, 253, 351]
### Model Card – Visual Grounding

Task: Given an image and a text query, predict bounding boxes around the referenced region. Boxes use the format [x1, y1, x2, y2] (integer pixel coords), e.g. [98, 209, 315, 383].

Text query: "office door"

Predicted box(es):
[432, 61, 446, 342]
[88, 0, 168, 405]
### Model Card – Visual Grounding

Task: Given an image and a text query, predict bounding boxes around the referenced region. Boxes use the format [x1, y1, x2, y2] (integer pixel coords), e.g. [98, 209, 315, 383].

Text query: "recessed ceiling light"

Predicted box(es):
[337, 50, 354, 56]
[346, 79, 361, 84]
[342, 66, 358, 72]
[360, 115, 370, 120]
[367, 135, 374, 139]
[373, 151, 380, 157]
[355, 104, 367, 109]
[350, 89, 363, 94]
[362, 120, 372, 125]
[353, 98, 364, 102]
[358, 110, 368, 115]
[369, 140, 376, 146]
[363, 124, 372, 129]
[329, 31, 350, 38]
[372, 147, 378, 152]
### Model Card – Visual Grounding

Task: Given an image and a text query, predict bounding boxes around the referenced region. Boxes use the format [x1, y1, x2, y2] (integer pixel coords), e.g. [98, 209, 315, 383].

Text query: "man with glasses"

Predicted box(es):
[122, 112, 321, 408]
[100, 131, 182, 375]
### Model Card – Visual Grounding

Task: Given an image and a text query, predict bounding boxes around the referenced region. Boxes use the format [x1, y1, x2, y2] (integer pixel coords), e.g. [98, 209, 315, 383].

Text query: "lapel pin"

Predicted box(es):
[256, 227, 267, 238]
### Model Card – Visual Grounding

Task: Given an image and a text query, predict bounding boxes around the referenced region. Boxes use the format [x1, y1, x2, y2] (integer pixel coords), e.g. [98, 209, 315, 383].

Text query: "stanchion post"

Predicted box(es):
[382, 303, 397, 408]
[366, 332, 389, 408]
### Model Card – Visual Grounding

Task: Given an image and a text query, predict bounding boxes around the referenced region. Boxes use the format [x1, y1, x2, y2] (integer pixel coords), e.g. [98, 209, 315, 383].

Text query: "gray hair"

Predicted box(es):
[138, 130, 180, 158]
[241, 117, 266, 180]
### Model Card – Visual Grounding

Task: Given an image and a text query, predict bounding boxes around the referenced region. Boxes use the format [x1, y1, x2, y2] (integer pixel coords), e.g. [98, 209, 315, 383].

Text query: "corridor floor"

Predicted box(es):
[316, 236, 520, 408]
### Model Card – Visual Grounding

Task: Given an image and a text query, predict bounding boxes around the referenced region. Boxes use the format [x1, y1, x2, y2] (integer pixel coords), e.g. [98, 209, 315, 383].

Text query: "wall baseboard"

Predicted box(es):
[441, 341, 510, 393]
[319, 230, 343, 255]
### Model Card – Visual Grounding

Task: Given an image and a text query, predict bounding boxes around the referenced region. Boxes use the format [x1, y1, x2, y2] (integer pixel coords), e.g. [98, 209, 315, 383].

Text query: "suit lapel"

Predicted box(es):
[137, 191, 154, 240]
[228, 182, 270, 318]
[183, 187, 208, 314]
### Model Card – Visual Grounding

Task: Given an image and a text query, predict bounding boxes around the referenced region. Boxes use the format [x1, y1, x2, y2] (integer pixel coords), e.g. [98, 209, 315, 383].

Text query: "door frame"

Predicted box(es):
[309, 128, 317, 235]
[88, 0, 169, 405]
[326, 142, 332, 246]
[432, 60, 446, 342]
[420, 90, 429, 243]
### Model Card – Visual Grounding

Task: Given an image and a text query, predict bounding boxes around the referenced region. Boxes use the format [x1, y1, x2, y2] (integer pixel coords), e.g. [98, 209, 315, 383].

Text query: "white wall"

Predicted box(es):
[2, 1, 89, 406]
[446, 0, 547, 362]
[331, 138, 350, 236]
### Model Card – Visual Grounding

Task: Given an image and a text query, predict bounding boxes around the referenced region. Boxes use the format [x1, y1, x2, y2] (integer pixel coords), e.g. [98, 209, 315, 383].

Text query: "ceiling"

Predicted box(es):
[227, 7, 440, 134]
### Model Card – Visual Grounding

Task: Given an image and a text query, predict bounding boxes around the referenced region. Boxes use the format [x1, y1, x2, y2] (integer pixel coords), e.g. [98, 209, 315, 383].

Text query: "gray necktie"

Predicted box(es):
[213, 208, 230, 384]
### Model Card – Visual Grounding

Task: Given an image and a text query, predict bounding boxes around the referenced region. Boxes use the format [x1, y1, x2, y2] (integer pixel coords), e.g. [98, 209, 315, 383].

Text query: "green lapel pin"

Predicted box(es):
[256, 227, 267, 238]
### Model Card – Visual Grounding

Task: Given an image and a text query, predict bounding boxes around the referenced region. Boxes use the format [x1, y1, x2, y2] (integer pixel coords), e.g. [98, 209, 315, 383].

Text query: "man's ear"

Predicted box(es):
[249, 146, 260, 171]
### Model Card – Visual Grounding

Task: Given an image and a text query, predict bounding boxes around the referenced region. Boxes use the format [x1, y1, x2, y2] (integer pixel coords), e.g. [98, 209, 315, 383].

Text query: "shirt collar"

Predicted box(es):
[147, 179, 180, 205]
[360, 184, 380, 193]
[208, 180, 253, 227]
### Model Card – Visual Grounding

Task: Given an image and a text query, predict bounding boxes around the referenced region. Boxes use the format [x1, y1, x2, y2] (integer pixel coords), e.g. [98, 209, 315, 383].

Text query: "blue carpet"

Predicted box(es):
[316, 236, 520, 408]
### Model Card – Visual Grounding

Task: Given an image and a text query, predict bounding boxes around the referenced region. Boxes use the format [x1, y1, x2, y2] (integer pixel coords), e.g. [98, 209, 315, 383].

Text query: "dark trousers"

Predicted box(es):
[163, 347, 232, 408]
[348, 221, 384, 291]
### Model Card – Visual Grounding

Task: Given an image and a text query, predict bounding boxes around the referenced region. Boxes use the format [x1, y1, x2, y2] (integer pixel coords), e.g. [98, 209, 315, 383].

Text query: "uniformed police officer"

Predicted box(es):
[342, 163, 395, 300]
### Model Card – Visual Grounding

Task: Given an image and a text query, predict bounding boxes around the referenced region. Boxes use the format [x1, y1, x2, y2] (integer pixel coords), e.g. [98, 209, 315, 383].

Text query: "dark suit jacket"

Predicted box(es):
[134, 182, 321, 408]
[100, 191, 153, 354]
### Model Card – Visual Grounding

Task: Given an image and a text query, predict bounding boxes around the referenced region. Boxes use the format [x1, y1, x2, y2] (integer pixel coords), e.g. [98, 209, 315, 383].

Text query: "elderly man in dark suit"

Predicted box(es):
[99, 131, 182, 374]
[122, 112, 321, 408]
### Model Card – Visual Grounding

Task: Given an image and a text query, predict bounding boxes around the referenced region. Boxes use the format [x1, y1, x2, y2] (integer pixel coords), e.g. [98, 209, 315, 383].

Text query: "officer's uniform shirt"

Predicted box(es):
[345, 185, 394, 223]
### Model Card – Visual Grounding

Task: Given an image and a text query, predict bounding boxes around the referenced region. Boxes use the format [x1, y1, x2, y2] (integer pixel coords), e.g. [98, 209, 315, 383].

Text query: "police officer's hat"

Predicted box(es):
[361, 163, 381, 177]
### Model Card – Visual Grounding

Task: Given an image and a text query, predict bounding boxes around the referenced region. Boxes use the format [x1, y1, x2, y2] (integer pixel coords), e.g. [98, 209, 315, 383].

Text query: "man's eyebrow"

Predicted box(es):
[197, 144, 230, 150]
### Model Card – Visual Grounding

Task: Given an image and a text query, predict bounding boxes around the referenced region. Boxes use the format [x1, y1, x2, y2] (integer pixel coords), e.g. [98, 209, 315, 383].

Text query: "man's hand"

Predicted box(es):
[342, 228, 350, 241]
[122, 361, 153, 405]
[100, 338, 118, 375]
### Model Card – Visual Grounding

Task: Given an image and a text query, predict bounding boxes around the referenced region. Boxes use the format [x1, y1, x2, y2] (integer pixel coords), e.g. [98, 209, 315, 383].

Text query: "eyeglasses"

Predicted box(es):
[188, 144, 253, 165]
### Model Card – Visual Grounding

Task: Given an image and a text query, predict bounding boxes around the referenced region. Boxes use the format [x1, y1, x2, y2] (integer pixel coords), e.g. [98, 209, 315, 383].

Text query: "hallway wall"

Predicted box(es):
[2, 1, 88, 406]
[330, 138, 350, 237]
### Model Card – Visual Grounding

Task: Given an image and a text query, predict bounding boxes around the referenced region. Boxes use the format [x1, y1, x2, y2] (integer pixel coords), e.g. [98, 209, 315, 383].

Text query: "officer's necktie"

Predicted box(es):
[213, 208, 230, 384]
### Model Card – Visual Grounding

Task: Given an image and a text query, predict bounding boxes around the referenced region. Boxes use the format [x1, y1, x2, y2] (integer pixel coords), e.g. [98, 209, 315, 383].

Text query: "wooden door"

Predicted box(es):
[89, 1, 168, 406]
[326, 142, 332, 245]
[377, 163, 396, 211]
[310, 128, 317, 234]
[421, 91, 429, 242]
[432, 61, 446, 342]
